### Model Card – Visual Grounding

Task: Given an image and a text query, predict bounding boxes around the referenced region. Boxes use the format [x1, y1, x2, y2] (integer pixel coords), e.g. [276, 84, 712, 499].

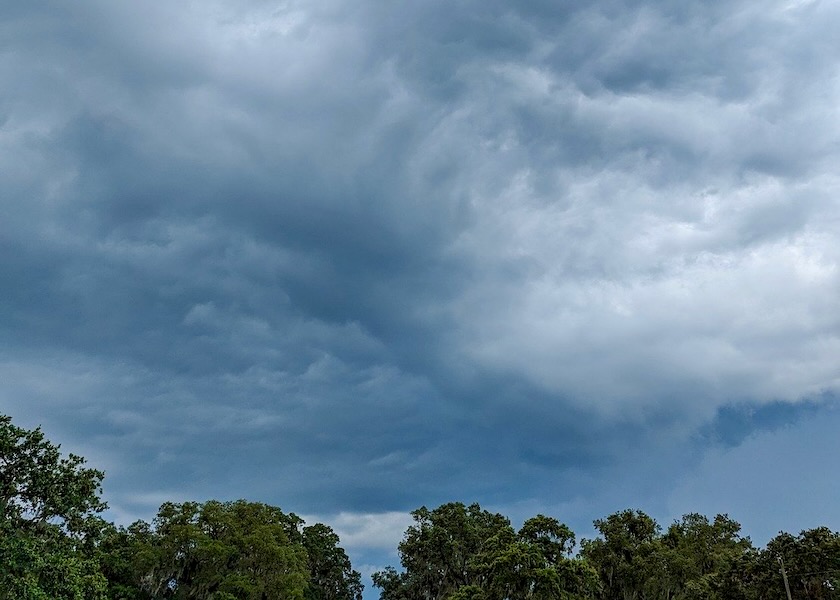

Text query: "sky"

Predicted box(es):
[2, 0, 840, 592]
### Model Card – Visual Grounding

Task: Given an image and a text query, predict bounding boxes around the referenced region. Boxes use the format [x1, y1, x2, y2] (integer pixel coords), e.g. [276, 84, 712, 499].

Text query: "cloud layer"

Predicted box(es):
[2, 0, 840, 587]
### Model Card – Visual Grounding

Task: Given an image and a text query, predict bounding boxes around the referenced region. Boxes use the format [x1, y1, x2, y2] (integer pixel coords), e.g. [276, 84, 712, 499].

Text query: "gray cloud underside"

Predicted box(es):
[2, 0, 840, 550]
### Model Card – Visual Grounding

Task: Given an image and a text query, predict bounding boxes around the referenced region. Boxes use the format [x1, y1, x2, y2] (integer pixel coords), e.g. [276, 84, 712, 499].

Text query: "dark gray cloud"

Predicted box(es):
[2, 0, 840, 590]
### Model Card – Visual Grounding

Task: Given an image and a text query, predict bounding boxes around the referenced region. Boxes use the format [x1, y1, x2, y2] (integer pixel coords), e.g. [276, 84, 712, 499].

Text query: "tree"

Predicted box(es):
[580, 510, 662, 600]
[516, 516, 598, 600]
[97, 519, 159, 600]
[739, 527, 840, 600]
[0, 413, 108, 599]
[0, 414, 106, 533]
[123, 499, 309, 599]
[374, 502, 514, 600]
[581, 511, 756, 600]
[471, 515, 597, 600]
[661, 513, 752, 600]
[373, 503, 597, 600]
[302, 523, 363, 600]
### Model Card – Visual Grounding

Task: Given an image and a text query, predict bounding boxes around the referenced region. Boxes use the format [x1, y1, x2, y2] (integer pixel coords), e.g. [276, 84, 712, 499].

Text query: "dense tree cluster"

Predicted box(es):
[0, 415, 361, 600]
[0, 414, 109, 598]
[3, 413, 840, 600]
[376, 503, 840, 600]
[375, 507, 840, 600]
[372, 504, 597, 600]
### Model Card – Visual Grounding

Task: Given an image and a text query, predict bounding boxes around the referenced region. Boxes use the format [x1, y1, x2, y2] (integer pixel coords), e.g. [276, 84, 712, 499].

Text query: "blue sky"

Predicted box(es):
[2, 0, 840, 592]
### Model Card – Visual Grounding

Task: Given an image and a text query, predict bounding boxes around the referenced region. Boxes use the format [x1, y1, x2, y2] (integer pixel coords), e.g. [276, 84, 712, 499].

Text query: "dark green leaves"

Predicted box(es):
[119, 500, 309, 599]
[1, 414, 362, 600]
[303, 522, 364, 600]
[0, 415, 108, 600]
[373, 503, 596, 600]
[0, 414, 106, 534]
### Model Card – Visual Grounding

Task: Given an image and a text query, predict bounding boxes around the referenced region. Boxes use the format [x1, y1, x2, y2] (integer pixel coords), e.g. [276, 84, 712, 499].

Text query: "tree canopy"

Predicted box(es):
[0, 414, 361, 600]
[372, 503, 597, 600]
[378, 504, 840, 600]
[0, 414, 109, 600]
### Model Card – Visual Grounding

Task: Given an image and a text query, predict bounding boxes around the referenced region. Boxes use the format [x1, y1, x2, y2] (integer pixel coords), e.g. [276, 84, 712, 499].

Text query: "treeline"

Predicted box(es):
[0, 415, 361, 600]
[3, 413, 840, 600]
[374, 503, 840, 600]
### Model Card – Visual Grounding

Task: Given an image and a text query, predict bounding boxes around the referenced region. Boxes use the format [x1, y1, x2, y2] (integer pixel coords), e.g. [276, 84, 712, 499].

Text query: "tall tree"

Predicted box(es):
[661, 513, 752, 600]
[473, 515, 598, 600]
[374, 502, 516, 600]
[580, 510, 662, 600]
[127, 499, 310, 599]
[741, 527, 840, 600]
[0, 414, 108, 599]
[374, 503, 596, 600]
[302, 523, 363, 600]
[582, 511, 755, 600]
[98, 519, 157, 600]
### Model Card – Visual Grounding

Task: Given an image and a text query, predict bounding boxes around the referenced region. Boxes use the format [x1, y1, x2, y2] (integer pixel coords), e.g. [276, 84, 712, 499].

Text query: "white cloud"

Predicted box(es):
[303, 511, 413, 551]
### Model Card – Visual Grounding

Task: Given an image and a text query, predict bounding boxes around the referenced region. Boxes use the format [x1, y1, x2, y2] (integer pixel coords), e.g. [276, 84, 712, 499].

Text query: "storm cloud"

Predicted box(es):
[2, 0, 840, 587]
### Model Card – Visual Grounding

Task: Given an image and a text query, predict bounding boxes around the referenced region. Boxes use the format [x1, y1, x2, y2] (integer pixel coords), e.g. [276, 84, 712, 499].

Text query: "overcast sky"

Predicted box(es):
[3, 0, 840, 592]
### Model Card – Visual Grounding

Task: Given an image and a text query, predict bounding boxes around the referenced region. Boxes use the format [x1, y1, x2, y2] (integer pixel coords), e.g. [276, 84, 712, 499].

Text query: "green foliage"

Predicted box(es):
[125, 499, 310, 599]
[97, 519, 157, 600]
[738, 527, 840, 600]
[373, 502, 596, 600]
[372, 567, 413, 600]
[402, 505, 826, 600]
[580, 510, 758, 600]
[302, 522, 364, 600]
[580, 510, 663, 600]
[0, 414, 106, 534]
[0, 414, 363, 600]
[0, 414, 108, 600]
[386, 502, 514, 600]
[661, 513, 753, 600]
[0, 520, 108, 600]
